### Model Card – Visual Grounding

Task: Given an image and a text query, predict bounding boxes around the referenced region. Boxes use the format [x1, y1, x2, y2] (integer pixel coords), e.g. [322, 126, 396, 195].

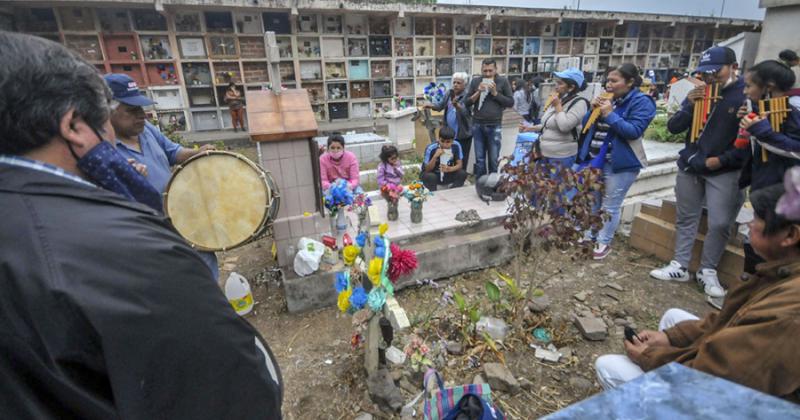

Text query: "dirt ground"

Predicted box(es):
[217, 235, 713, 420]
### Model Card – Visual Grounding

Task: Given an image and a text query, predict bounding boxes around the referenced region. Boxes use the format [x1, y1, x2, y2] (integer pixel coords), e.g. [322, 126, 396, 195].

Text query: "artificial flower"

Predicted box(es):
[349, 286, 368, 310]
[334, 271, 349, 293]
[368, 257, 383, 286]
[777, 167, 800, 221]
[343, 245, 360, 266]
[367, 287, 386, 311]
[388, 243, 418, 283]
[337, 288, 352, 313]
[379, 223, 389, 236]
[356, 232, 368, 248]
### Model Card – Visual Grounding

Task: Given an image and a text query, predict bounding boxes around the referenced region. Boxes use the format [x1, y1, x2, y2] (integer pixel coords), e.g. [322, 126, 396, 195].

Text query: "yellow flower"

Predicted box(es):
[379, 223, 389, 236]
[368, 257, 383, 286]
[337, 289, 352, 313]
[343, 245, 359, 266]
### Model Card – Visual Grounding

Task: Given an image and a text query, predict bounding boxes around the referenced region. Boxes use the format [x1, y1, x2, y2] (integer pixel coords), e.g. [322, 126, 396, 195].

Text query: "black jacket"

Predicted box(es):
[431, 89, 472, 141]
[464, 75, 515, 125]
[740, 102, 800, 191]
[669, 77, 748, 175]
[0, 164, 282, 419]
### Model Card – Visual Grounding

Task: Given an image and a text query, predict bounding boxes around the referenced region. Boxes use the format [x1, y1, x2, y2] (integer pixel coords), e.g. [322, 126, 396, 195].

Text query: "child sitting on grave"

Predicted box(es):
[319, 134, 360, 191]
[595, 183, 800, 402]
[421, 126, 467, 191]
[377, 145, 404, 188]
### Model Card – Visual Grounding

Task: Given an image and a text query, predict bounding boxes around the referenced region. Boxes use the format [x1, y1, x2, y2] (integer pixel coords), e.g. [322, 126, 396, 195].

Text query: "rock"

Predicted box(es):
[573, 291, 588, 302]
[558, 347, 573, 359]
[528, 295, 551, 312]
[569, 376, 594, 394]
[533, 345, 562, 362]
[367, 369, 404, 412]
[391, 370, 403, 382]
[613, 318, 630, 326]
[446, 341, 464, 355]
[483, 363, 521, 395]
[386, 346, 406, 365]
[399, 378, 418, 394]
[575, 317, 608, 341]
[605, 282, 624, 292]
[461, 287, 469, 295]
[473, 374, 486, 384]
[608, 271, 618, 278]
[354, 413, 373, 420]
[519, 377, 534, 391]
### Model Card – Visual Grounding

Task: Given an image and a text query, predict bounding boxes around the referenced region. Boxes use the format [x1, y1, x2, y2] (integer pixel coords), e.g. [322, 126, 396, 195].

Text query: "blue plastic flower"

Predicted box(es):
[375, 246, 386, 258]
[373, 236, 385, 248]
[367, 287, 387, 311]
[349, 286, 368, 310]
[334, 272, 349, 293]
[356, 232, 367, 248]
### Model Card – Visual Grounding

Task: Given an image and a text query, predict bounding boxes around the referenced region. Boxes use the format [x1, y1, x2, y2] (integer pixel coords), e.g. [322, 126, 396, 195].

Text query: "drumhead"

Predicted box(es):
[164, 151, 273, 251]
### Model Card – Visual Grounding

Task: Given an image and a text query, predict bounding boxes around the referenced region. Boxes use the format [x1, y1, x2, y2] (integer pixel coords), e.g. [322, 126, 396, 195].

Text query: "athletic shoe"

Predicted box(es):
[593, 243, 611, 260]
[696, 268, 726, 298]
[649, 260, 690, 282]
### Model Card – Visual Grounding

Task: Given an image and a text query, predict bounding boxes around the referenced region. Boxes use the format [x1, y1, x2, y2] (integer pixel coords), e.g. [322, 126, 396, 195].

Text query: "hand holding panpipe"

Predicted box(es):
[582, 92, 614, 134]
[690, 82, 721, 142]
[757, 96, 790, 162]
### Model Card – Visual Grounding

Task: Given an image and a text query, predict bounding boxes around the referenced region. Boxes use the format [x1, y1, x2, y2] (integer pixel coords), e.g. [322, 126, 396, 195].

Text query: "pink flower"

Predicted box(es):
[777, 167, 800, 221]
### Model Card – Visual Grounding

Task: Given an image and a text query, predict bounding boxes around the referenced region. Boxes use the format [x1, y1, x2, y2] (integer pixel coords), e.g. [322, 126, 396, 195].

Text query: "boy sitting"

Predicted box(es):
[421, 126, 468, 191]
[595, 183, 800, 402]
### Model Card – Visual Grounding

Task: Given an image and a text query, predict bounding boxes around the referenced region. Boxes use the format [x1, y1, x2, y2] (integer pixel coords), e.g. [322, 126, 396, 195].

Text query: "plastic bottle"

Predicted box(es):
[224, 272, 253, 316]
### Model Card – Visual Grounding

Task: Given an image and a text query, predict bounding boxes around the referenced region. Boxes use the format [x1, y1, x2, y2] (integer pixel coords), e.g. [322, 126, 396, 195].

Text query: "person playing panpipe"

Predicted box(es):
[738, 60, 800, 273]
[649, 47, 747, 300]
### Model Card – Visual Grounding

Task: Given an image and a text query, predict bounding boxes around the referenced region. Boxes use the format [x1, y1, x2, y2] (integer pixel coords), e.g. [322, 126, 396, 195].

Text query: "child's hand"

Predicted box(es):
[433, 149, 444, 159]
[740, 113, 763, 131]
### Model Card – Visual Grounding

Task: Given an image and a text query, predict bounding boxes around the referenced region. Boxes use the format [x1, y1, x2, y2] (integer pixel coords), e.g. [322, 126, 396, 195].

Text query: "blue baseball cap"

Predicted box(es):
[553, 67, 585, 88]
[695, 46, 737, 74]
[103, 73, 154, 107]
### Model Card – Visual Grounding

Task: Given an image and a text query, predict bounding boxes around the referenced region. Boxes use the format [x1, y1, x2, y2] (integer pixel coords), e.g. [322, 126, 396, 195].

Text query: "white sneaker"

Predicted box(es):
[697, 268, 726, 298]
[650, 260, 690, 282]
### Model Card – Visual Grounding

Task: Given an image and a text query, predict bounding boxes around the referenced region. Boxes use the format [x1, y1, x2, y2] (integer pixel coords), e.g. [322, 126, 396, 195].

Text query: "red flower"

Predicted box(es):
[388, 243, 418, 283]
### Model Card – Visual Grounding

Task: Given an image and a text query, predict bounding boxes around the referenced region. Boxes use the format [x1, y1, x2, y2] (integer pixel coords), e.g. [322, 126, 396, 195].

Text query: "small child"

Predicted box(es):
[421, 126, 467, 191]
[377, 145, 404, 188]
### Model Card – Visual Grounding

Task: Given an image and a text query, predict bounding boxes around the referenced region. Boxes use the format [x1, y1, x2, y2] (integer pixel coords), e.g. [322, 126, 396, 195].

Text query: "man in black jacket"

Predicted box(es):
[0, 32, 282, 419]
[650, 47, 747, 300]
[465, 59, 515, 177]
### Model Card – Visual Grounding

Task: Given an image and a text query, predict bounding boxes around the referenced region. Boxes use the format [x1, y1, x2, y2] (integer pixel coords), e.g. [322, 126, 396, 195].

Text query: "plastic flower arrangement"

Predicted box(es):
[381, 184, 404, 204]
[423, 82, 447, 105]
[349, 193, 372, 214]
[403, 181, 432, 205]
[403, 334, 433, 372]
[324, 179, 354, 215]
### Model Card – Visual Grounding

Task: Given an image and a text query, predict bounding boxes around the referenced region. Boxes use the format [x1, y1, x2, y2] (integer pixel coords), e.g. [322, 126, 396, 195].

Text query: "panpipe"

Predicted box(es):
[690, 83, 720, 142]
[582, 92, 614, 134]
[542, 94, 555, 113]
[758, 95, 790, 162]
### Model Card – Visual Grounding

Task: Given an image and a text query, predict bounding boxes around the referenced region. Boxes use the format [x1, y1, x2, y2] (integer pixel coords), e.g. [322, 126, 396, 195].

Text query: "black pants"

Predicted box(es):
[421, 169, 467, 191]
[457, 136, 473, 171]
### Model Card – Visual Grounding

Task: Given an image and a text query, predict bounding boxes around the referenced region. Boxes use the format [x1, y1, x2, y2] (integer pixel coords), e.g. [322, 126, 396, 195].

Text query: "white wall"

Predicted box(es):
[756, 4, 800, 63]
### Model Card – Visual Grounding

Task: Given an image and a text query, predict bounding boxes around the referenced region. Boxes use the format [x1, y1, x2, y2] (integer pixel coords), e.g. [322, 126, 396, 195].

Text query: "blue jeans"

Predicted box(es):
[595, 162, 639, 245]
[472, 124, 502, 178]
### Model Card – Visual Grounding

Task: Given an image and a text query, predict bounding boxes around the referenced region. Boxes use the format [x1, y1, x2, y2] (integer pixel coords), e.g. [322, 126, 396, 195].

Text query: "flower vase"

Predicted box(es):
[336, 210, 348, 232]
[387, 201, 399, 221]
[358, 210, 369, 232]
[410, 202, 423, 224]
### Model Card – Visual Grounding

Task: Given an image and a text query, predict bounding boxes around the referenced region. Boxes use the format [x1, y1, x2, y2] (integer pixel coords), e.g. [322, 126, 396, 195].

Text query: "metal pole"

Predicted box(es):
[720, 0, 726, 17]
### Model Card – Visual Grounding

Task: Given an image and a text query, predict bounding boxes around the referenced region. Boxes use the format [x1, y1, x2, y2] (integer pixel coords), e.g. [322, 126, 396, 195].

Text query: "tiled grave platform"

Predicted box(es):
[545, 363, 800, 420]
[283, 186, 513, 313]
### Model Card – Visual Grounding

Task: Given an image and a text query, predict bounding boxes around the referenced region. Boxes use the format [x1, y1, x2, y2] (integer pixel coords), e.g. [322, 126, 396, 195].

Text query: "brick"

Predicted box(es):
[239, 37, 266, 58]
[575, 317, 607, 341]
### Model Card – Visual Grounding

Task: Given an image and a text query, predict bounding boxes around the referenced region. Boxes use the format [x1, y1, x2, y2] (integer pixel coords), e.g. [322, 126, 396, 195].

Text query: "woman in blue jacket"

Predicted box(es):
[578, 64, 657, 259]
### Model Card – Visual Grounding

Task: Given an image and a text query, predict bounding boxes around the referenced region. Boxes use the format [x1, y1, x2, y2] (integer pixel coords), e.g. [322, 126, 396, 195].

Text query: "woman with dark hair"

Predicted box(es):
[578, 63, 657, 259]
[738, 59, 800, 272]
[224, 82, 245, 132]
[778, 49, 800, 107]
[319, 134, 360, 191]
[520, 67, 589, 167]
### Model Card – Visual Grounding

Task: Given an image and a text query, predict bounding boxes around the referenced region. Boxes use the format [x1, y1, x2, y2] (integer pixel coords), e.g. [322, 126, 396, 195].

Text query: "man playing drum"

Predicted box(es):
[105, 74, 219, 279]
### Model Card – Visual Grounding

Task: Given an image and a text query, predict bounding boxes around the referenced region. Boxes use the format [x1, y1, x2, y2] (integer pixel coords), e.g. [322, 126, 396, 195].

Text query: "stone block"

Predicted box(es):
[383, 296, 410, 331]
[483, 362, 520, 395]
[575, 317, 608, 341]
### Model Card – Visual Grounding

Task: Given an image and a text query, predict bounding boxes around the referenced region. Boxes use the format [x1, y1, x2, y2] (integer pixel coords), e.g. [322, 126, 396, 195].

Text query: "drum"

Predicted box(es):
[163, 151, 280, 251]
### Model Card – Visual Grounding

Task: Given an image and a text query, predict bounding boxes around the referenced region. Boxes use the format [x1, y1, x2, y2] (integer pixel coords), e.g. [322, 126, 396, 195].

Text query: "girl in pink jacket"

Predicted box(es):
[319, 134, 360, 191]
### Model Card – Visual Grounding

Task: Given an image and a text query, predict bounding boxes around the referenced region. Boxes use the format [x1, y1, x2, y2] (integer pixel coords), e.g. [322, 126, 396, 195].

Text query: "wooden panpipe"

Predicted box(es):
[582, 92, 614, 134]
[690, 83, 720, 142]
[757, 96, 790, 162]
[542, 94, 555, 113]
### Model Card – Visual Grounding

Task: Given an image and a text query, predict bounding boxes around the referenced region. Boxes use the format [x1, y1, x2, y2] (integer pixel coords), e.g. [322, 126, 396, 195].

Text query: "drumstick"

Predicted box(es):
[582, 92, 613, 134]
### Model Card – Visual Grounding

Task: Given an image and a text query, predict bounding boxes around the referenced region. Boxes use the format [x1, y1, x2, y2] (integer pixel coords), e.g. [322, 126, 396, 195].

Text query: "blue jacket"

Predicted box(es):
[669, 78, 748, 175]
[740, 99, 800, 191]
[578, 89, 656, 173]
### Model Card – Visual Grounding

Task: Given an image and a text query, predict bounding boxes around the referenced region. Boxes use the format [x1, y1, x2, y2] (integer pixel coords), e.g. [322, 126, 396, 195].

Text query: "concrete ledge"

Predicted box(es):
[283, 222, 512, 313]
